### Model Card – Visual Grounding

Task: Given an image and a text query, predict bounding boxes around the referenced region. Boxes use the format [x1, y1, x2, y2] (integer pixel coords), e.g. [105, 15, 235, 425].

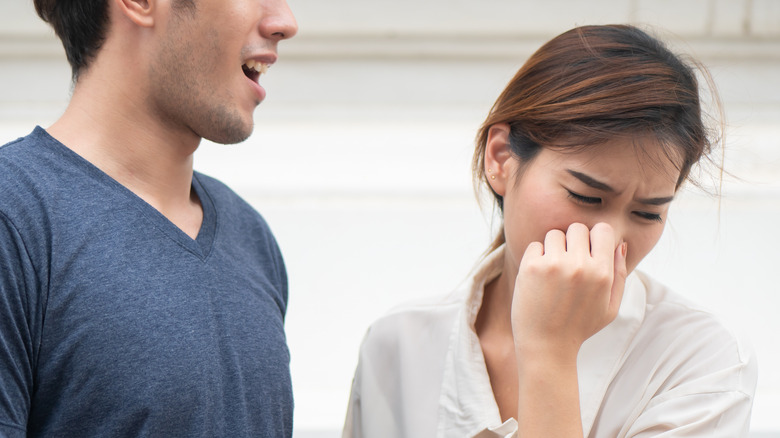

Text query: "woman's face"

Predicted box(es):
[487, 126, 682, 276]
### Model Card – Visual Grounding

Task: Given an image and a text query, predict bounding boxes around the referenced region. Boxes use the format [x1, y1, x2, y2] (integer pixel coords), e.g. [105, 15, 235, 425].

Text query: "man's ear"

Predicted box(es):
[484, 123, 514, 197]
[113, 0, 156, 27]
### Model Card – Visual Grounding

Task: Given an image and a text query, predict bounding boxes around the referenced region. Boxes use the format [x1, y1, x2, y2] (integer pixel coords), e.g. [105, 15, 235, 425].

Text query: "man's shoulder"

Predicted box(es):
[0, 127, 64, 216]
[0, 126, 75, 180]
[0, 127, 49, 172]
[0, 133, 28, 154]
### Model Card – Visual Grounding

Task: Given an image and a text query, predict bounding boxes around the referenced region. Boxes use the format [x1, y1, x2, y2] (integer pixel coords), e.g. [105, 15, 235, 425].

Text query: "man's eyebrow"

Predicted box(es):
[567, 169, 675, 205]
[567, 170, 614, 192]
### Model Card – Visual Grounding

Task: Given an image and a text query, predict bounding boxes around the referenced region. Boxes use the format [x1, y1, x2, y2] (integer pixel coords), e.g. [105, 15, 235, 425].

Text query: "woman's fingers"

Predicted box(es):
[523, 240, 544, 259]
[589, 222, 617, 264]
[513, 222, 627, 353]
[565, 223, 591, 257]
[609, 241, 628, 317]
[543, 228, 566, 256]
[584, 223, 626, 320]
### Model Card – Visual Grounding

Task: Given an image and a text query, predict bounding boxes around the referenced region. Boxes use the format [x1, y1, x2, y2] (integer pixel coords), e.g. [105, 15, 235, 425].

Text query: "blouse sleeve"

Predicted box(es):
[342, 359, 363, 438]
[471, 419, 519, 438]
[625, 384, 755, 437]
[623, 325, 756, 437]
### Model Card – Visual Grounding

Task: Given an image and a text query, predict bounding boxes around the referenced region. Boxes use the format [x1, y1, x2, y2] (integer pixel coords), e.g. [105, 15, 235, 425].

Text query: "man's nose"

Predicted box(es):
[261, 0, 298, 41]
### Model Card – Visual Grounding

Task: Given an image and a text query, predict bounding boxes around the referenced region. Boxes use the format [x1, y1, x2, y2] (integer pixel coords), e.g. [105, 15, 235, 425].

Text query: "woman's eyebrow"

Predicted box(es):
[567, 169, 675, 205]
[566, 169, 614, 192]
[637, 195, 675, 206]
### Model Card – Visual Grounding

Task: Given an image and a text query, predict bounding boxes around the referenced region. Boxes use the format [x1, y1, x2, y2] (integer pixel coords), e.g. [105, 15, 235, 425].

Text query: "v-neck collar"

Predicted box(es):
[35, 126, 217, 261]
[156, 172, 216, 260]
[437, 245, 647, 437]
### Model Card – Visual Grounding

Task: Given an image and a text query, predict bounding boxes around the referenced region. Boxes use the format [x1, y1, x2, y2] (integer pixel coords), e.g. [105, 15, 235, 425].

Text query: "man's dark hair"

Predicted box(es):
[34, 0, 197, 82]
[34, 0, 110, 81]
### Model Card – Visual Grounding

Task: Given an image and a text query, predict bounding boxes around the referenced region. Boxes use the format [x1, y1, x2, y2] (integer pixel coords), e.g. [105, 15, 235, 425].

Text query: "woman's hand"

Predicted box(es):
[511, 222, 628, 362]
[511, 222, 628, 437]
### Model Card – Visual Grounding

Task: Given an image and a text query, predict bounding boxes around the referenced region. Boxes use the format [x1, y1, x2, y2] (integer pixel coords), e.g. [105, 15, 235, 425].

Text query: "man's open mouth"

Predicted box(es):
[242, 60, 269, 83]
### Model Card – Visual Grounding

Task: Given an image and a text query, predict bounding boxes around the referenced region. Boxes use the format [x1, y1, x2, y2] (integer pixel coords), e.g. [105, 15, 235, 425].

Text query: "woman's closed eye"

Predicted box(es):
[567, 188, 665, 223]
[632, 211, 663, 223]
[566, 190, 601, 205]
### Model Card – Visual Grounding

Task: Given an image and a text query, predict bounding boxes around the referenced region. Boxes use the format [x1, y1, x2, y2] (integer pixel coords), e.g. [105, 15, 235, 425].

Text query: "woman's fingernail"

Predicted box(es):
[621, 242, 628, 257]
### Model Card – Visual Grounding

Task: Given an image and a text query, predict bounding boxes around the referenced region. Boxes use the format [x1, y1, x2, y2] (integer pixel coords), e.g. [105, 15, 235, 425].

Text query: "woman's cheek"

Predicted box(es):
[625, 228, 664, 273]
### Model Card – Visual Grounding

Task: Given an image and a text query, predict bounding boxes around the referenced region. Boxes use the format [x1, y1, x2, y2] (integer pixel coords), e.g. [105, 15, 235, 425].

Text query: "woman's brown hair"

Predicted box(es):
[473, 24, 719, 252]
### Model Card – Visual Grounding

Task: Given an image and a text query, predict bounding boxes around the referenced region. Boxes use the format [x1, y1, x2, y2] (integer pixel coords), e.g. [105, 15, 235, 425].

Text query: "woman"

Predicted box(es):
[342, 25, 756, 437]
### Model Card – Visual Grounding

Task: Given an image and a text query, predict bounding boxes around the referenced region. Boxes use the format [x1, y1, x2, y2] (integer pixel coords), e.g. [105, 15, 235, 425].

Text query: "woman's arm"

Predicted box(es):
[511, 223, 627, 437]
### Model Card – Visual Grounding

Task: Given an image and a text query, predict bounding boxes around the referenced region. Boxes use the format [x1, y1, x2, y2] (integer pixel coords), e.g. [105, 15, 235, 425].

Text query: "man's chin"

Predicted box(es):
[198, 115, 253, 145]
[208, 130, 252, 145]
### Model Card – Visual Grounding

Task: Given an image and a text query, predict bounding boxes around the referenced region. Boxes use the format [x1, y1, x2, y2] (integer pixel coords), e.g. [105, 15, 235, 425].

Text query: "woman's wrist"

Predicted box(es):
[514, 337, 581, 372]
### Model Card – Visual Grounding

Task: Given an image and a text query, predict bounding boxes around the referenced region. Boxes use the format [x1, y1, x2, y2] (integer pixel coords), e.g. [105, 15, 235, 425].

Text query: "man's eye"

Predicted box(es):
[567, 190, 601, 205]
[633, 211, 663, 223]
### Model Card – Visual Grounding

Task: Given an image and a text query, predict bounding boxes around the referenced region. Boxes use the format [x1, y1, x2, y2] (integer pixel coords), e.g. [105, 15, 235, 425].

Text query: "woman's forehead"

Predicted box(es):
[542, 137, 683, 187]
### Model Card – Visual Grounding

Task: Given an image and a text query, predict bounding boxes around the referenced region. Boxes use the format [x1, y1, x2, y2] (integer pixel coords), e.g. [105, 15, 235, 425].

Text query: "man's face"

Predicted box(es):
[147, 0, 297, 144]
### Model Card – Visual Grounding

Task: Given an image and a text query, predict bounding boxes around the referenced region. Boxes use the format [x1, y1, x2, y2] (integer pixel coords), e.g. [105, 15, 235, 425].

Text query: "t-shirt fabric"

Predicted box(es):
[0, 127, 292, 437]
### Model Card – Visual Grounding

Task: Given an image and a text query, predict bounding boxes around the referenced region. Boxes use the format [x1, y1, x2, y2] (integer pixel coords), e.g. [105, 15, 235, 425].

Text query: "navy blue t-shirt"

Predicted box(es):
[0, 127, 292, 437]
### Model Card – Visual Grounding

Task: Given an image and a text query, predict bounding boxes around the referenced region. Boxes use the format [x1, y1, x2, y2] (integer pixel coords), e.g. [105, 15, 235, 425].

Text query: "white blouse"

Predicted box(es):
[342, 247, 757, 438]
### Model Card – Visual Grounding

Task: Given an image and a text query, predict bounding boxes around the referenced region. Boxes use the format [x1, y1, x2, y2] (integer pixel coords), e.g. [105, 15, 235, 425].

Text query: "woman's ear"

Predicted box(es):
[113, 0, 156, 28]
[484, 123, 514, 197]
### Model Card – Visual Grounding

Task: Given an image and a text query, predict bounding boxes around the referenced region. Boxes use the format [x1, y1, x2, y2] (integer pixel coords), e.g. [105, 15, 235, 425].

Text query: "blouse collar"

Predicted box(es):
[437, 245, 647, 437]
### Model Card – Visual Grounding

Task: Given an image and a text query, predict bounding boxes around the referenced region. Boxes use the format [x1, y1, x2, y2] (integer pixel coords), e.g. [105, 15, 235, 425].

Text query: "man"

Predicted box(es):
[0, 0, 297, 436]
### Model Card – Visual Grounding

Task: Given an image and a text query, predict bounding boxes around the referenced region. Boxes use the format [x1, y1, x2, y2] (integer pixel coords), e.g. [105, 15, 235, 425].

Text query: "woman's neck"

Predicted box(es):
[475, 267, 520, 422]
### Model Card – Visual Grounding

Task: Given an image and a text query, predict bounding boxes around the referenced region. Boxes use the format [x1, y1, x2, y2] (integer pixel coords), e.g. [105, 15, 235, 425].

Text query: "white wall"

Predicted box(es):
[2, 0, 779, 435]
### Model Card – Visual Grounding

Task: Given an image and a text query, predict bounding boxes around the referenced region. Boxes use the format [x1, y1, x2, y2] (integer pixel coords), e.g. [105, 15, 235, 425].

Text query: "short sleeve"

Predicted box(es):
[0, 212, 40, 436]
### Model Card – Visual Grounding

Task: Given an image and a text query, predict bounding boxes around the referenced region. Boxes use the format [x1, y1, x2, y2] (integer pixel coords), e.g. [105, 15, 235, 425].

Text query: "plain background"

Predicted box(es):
[1, 0, 779, 436]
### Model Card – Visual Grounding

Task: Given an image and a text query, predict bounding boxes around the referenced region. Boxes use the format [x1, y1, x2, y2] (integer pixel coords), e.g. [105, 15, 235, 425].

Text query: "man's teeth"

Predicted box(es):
[244, 60, 269, 75]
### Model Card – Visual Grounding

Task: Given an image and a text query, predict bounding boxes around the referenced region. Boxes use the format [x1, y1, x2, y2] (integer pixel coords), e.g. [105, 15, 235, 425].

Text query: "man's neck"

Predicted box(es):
[47, 73, 204, 239]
